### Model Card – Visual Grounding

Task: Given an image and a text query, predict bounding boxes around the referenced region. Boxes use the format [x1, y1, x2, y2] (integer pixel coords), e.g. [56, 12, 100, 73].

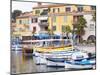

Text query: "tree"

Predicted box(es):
[66, 26, 72, 33]
[74, 16, 87, 43]
[93, 11, 96, 21]
[12, 10, 22, 21]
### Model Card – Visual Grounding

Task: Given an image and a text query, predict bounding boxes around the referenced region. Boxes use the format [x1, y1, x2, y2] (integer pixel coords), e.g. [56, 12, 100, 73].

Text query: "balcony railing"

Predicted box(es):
[40, 9, 48, 16]
[39, 22, 48, 26]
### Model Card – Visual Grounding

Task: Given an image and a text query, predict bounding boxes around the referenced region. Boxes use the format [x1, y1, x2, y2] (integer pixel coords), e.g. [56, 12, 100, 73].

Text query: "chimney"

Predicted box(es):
[37, 2, 42, 6]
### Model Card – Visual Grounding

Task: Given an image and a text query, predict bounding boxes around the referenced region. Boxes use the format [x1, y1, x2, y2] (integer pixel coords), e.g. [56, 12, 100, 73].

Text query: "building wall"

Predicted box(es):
[48, 15, 73, 34]
[16, 18, 29, 31]
[32, 8, 48, 16]
[15, 17, 31, 36]
[83, 6, 91, 12]
[15, 4, 95, 37]
[82, 14, 95, 40]
[48, 5, 93, 35]
[28, 17, 40, 34]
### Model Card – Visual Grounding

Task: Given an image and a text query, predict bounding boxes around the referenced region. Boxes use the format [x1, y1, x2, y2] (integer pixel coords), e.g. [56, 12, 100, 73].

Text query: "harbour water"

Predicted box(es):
[11, 45, 95, 74]
[11, 51, 69, 74]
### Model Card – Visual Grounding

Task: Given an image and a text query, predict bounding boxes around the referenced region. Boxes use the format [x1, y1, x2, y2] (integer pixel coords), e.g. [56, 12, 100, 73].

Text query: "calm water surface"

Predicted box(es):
[11, 51, 70, 74]
[11, 47, 95, 74]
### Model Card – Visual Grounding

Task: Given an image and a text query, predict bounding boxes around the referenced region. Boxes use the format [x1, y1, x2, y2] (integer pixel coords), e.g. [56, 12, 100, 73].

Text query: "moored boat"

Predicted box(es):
[34, 55, 47, 65]
[46, 60, 65, 67]
[11, 44, 22, 51]
[64, 59, 95, 69]
[46, 58, 95, 69]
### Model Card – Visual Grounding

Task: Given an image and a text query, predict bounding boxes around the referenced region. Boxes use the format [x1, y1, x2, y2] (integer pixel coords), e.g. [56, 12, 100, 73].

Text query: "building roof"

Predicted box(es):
[32, 3, 93, 9]
[32, 4, 67, 9]
[16, 12, 33, 18]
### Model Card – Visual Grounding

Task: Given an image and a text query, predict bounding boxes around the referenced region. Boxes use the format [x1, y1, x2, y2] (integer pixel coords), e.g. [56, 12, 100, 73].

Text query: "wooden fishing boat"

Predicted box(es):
[22, 38, 72, 52]
[34, 56, 47, 65]
[33, 48, 89, 62]
[33, 45, 72, 53]
[64, 59, 95, 69]
[46, 58, 95, 69]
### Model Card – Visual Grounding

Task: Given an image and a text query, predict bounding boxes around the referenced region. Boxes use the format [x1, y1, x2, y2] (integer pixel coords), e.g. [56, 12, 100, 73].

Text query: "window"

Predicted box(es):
[24, 20, 27, 24]
[45, 26, 48, 31]
[77, 7, 83, 12]
[22, 20, 25, 24]
[31, 18, 33, 23]
[90, 24, 95, 31]
[63, 16, 67, 22]
[58, 8, 60, 12]
[53, 8, 55, 13]
[62, 25, 66, 32]
[41, 20, 47, 23]
[25, 20, 29, 24]
[31, 18, 37, 23]
[35, 10, 40, 14]
[19, 20, 22, 24]
[73, 15, 83, 23]
[53, 26, 56, 31]
[33, 27, 36, 33]
[53, 16, 56, 22]
[26, 20, 29, 24]
[48, 8, 50, 12]
[91, 6, 96, 10]
[16, 20, 19, 24]
[66, 7, 71, 12]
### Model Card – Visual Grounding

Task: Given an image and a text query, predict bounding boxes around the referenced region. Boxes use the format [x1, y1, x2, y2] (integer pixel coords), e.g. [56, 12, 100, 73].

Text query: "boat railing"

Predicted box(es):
[22, 39, 72, 43]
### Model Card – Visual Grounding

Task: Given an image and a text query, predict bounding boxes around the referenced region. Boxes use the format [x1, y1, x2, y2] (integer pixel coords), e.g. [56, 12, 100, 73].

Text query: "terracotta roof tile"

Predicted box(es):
[16, 12, 33, 18]
[32, 4, 67, 9]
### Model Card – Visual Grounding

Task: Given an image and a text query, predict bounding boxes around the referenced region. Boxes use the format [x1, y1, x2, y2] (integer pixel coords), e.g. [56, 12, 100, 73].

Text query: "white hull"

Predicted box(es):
[33, 51, 89, 61]
[65, 63, 94, 69]
[46, 60, 65, 67]
[34, 56, 47, 65]
[46, 60, 94, 69]
[11, 45, 22, 50]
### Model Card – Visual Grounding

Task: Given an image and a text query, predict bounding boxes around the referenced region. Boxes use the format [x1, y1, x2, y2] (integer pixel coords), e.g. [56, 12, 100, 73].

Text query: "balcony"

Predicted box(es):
[40, 9, 48, 15]
[39, 22, 48, 26]
[38, 19, 48, 26]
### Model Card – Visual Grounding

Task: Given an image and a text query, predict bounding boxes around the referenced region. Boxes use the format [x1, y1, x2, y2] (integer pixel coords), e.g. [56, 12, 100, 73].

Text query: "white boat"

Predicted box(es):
[46, 58, 95, 69]
[34, 54, 47, 65]
[34, 49, 89, 63]
[11, 44, 22, 50]
[64, 59, 95, 69]
[46, 60, 65, 67]
[33, 50, 90, 66]
[32, 38, 95, 68]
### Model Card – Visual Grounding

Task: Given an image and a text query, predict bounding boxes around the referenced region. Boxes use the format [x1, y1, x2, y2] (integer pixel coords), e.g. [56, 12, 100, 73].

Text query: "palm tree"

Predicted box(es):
[66, 26, 72, 33]
[65, 25, 72, 39]
[92, 11, 96, 22]
[74, 16, 87, 43]
[47, 28, 54, 47]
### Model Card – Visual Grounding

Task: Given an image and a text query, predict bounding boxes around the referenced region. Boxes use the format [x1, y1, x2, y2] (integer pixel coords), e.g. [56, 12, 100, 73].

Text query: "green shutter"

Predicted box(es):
[62, 25, 66, 32]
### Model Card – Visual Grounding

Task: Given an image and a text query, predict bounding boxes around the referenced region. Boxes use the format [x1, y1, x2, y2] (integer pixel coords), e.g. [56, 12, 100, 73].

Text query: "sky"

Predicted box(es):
[12, 1, 53, 12]
[12, 1, 37, 12]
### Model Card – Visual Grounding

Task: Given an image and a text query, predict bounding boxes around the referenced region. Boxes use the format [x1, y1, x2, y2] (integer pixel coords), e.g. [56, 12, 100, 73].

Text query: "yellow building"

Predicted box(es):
[15, 3, 95, 37]
[32, 3, 95, 35]
[14, 12, 32, 37]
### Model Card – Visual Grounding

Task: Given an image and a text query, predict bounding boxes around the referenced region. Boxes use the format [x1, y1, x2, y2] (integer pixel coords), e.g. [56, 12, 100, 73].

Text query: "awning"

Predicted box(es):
[52, 35, 60, 39]
[38, 16, 48, 20]
[33, 33, 50, 39]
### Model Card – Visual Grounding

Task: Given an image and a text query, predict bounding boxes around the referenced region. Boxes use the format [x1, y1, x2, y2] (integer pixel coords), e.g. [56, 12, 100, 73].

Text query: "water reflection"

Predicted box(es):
[11, 51, 69, 74]
[11, 50, 93, 74]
